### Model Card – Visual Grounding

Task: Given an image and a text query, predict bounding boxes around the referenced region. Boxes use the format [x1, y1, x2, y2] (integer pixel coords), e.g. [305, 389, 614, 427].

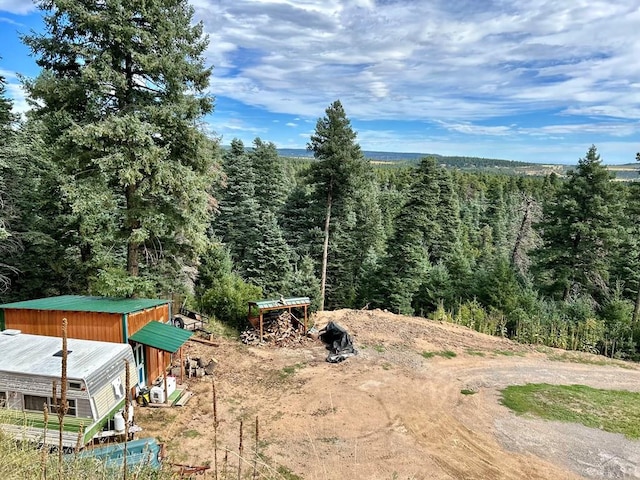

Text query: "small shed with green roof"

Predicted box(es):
[0, 295, 188, 387]
[248, 296, 311, 341]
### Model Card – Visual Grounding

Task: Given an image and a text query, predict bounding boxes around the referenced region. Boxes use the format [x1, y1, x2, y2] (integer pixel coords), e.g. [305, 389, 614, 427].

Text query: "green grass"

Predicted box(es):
[494, 349, 525, 357]
[460, 389, 477, 395]
[373, 344, 385, 353]
[0, 423, 172, 479]
[204, 318, 239, 339]
[182, 429, 201, 438]
[500, 383, 640, 439]
[465, 349, 486, 357]
[422, 350, 457, 359]
[276, 465, 304, 480]
[279, 363, 305, 379]
[547, 352, 634, 369]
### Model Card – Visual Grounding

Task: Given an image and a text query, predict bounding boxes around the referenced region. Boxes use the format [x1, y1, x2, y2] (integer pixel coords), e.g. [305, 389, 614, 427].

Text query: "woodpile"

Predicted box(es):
[241, 311, 309, 346]
[184, 356, 217, 378]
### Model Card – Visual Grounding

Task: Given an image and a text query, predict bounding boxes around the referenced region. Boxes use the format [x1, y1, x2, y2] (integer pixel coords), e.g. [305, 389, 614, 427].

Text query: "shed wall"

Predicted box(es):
[145, 346, 167, 384]
[127, 305, 170, 338]
[3, 309, 122, 343]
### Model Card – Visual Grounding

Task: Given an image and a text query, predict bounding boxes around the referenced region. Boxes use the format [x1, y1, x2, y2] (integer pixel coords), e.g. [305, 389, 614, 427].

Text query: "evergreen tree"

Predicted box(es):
[243, 211, 294, 297]
[377, 157, 440, 314]
[431, 168, 462, 264]
[22, 0, 219, 295]
[0, 68, 17, 291]
[1, 118, 87, 301]
[280, 183, 321, 260]
[289, 254, 322, 311]
[534, 145, 624, 302]
[214, 139, 294, 294]
[249, 138, 289, 214]
[307, 100, 372, 310]
[615, 173, 640, 333]
[0, 67, 13, 147]
[195, 242, 262, 329]
[215, 139, 261, 267]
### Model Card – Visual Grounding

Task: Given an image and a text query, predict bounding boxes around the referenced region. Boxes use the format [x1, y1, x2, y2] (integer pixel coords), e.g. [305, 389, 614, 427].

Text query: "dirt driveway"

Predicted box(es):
[136, 309, 640, 479]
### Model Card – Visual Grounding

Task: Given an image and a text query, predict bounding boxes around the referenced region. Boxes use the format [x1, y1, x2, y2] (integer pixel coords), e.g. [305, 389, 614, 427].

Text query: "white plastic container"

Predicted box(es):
[150, 385, 165, 404]
[166, 376, 177, 396]
[113, 411, 125, 434]
[149, 377, 177, 404]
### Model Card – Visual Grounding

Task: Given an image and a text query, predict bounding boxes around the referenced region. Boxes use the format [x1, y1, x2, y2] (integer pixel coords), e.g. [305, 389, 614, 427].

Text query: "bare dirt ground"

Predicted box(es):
[136, 309, 640, 479]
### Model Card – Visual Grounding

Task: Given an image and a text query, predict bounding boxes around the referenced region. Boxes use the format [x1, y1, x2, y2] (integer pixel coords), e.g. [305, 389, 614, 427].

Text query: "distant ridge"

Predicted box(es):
[276, 148, 540, 168]
[221, 145, 637, 178]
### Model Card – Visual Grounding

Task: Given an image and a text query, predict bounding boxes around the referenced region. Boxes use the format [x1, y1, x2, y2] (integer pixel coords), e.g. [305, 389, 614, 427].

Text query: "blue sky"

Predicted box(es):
[1, 0, 639, 164]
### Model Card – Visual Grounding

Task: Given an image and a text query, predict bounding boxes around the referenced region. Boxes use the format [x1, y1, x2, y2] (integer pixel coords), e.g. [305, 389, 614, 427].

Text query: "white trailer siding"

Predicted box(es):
[0, 331, 137, 448]
[92, 366, 135, 420]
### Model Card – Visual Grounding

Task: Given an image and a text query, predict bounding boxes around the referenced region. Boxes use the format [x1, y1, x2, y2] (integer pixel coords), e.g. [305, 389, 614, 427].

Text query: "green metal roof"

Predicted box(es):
[0, 295, 169, 314]
[128, 321, 192, 353]
[250, 296, 311, 309]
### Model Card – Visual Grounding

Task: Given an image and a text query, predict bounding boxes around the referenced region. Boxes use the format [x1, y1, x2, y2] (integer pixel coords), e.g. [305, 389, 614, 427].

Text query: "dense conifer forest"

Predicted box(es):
[1, 0, 639, 360]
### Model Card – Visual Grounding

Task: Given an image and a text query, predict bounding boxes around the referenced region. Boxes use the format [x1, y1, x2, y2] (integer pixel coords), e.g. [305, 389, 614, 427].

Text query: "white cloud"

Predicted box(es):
[0, 0, 35, 14]
[3, 0, 638, 162]
[1, 68, 29, 115]
[5, 82, 29, 115]
[192, 0, 640, 129]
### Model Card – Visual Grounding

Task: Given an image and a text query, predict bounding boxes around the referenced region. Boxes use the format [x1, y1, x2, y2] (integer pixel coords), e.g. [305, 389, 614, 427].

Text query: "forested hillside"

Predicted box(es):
[1, 0, 640, 361]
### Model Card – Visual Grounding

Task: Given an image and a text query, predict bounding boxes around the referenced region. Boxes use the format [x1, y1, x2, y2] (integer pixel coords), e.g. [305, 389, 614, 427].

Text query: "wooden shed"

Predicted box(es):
[248, 296, 311, 341]
[0, 295, 189, 387]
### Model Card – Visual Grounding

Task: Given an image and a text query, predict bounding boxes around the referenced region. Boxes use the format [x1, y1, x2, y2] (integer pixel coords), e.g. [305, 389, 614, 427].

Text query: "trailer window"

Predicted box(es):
[23, 395, 48, 412]
[68, 381, 82, 391]
[49, 398, 77, 417]
[0, 392, 6, 408]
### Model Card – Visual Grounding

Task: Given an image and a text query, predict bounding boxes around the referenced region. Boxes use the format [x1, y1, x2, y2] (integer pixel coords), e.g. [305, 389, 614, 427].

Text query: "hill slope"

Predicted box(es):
[137, 309, 640, 479]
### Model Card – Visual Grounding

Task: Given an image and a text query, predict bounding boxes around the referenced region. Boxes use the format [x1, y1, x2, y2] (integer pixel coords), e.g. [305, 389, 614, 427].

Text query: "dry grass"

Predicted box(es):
[0, 424, 171, 480]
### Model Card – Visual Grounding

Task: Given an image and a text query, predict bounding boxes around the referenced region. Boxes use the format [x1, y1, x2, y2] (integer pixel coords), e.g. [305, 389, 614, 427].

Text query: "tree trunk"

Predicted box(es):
[511, 196, 532, 270]
[319, 190, 332, 311]
[125, 183, 140, 276]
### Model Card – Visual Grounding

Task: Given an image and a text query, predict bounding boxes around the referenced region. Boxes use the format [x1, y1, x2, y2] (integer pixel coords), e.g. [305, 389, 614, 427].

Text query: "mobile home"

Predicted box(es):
[0, 330, 138, 449]
[0, 295, 185, 387]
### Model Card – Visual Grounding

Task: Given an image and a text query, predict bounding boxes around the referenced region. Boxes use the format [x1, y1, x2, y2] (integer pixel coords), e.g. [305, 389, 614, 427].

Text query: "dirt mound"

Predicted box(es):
[136, 309, 640, 479]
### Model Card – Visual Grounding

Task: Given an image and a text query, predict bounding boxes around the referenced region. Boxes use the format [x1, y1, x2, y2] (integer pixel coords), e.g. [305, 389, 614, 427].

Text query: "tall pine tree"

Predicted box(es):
[0, 66, 17, 291]
[307, 100, 371, 310]
[22, 0, 219, 295]
[249, 138, 289, 215]
[377, 157, 441, 314]
[214, 139, 294, 296]
[534, 145, 623, 302]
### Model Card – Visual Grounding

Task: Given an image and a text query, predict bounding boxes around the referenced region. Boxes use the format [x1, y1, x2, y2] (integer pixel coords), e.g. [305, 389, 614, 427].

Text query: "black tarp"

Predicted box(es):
[319, 322, 357, 363]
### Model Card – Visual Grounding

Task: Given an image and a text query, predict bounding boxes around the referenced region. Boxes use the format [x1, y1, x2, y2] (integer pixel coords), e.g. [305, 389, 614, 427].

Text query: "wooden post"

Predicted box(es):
[259, 312, 264, 342]
[304, 305, 308, 333]
[180, 347, 184, 385]
[163, 356, 169, 405]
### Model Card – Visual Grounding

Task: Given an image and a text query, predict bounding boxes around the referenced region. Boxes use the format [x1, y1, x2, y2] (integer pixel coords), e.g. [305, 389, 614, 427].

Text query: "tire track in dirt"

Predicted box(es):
[137, 309, 640, 479]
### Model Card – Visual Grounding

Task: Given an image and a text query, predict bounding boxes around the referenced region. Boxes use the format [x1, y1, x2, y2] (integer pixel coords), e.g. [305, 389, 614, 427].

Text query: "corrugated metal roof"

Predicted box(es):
[250, 296, 311, 309]
[0, 295, 168, 314]
[0, 331, 134, 380]
[128, 321, 192, 353]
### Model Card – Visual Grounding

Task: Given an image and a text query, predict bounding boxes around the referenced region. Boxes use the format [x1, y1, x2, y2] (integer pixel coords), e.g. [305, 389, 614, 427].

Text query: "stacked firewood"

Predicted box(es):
[241, 311, 308, 346]
[184, 356, 217, 378]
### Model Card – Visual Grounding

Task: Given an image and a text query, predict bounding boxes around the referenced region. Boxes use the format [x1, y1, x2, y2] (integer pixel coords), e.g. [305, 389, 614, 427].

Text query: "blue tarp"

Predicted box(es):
[73, 438, 162, 469]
